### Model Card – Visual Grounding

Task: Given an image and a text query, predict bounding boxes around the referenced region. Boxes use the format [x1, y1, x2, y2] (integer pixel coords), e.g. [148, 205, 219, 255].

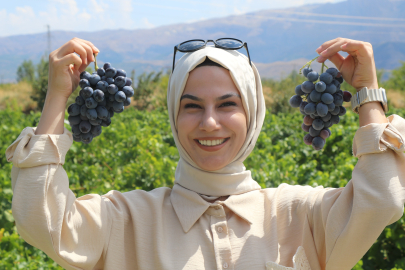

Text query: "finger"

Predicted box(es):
[57, 39, 88, 66]
[340, 40, 373, 59]
[317, 38, 351, 61]
[73, 37, 100, 60]
[59, 53, 83, 72]
[75, 40, 94, 66]
[315, 38, 341, 54]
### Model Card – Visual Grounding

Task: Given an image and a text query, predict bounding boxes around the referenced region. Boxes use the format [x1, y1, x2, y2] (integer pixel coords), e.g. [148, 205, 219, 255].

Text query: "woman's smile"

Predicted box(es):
[194, 137, 230, 152]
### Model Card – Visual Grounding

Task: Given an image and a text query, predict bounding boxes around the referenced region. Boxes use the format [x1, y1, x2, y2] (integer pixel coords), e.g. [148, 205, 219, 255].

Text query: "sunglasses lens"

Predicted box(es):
[178, 40, 205, 51]
[216, 39, 243, 49]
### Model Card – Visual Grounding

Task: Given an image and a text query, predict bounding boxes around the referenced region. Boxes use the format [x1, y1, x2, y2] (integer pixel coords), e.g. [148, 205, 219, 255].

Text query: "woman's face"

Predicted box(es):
[177, 65, 247, 171]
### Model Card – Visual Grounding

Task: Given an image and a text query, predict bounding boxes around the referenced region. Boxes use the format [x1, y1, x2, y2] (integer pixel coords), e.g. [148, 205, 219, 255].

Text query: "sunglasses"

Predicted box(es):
[172, 38, 252, 72]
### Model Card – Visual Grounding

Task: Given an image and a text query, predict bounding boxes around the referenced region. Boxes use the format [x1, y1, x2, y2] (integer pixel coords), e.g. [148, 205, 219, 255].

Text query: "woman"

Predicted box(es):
[5, 37, 405, 270]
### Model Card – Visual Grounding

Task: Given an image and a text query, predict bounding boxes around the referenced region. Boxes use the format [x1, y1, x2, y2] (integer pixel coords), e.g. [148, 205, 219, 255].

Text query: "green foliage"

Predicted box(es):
[383, 61, 405, 91]
[132, 70, 164, 110]
[30, 57, 49, 112]
[16, 60, 35, 83]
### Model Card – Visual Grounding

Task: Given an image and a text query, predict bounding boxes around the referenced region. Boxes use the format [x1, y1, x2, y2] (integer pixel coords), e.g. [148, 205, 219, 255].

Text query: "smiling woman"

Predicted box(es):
[177, 64, 247, 171]
[5, 37, 405, 270]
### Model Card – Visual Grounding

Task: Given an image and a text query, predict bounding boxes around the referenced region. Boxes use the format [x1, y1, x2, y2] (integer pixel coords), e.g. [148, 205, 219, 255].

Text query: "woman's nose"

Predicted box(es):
[199, 108, 220, 132]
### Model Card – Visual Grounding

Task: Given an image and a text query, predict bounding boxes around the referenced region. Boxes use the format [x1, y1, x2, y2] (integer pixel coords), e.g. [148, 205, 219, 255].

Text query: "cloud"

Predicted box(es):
[142, 18, 155, 29]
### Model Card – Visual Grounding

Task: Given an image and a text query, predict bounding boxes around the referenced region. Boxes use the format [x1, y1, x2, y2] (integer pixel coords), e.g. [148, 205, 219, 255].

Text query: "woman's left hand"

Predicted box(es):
[315, 38, 378, 91]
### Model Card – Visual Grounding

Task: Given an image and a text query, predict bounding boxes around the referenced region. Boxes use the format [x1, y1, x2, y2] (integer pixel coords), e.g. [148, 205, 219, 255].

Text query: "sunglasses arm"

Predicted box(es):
[172, 46, 178, 73]
[244, 43, 252, 67]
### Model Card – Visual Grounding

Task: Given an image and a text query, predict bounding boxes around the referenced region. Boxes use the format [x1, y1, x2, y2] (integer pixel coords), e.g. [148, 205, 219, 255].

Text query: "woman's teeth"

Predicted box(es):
[198, 138, 226, 146]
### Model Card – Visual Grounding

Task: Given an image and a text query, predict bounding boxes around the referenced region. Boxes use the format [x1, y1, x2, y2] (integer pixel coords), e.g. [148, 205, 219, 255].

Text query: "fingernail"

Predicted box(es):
[315, 46, 322, 53]
[321, 50, 327, 55]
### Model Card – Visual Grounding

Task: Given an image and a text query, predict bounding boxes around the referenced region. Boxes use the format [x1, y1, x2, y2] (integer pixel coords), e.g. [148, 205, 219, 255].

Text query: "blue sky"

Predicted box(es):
[1, 0, 345, 37]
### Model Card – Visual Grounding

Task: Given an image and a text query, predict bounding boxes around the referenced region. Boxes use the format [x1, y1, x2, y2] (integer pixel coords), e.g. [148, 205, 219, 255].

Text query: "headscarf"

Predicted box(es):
[167, 46, 266, 197]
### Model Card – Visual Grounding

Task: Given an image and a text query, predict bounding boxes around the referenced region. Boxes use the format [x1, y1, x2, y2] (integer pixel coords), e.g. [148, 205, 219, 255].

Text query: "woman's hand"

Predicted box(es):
[48, 37, 99, 100]
[315, 38, 378, 91]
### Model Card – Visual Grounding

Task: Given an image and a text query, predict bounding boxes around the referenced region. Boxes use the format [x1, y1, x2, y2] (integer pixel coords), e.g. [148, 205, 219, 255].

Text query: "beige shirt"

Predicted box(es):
[6, 114, 405, 270]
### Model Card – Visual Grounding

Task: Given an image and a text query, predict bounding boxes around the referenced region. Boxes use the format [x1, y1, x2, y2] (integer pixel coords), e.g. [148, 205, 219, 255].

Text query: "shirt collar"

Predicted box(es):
[171, 184, 261, 233]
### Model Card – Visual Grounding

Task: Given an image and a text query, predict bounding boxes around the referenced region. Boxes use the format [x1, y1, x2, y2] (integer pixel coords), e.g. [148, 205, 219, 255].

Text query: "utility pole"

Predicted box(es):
[47, 25, 51, 55]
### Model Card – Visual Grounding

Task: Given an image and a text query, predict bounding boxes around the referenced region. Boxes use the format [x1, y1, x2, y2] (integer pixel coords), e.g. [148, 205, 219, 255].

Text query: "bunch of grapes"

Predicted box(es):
[289, 60, 352, 150]
[67, 58, 134, 144]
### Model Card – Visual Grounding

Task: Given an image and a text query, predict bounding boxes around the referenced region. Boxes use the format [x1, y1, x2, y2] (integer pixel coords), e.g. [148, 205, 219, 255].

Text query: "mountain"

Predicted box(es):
[1, 0, 404, 83]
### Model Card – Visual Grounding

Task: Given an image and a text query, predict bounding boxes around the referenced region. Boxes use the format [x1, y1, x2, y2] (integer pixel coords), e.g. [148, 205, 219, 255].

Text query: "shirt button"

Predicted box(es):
[214, 205, 220, 210]
[217, 226, 223, 233]
[223, 262, 229, 269]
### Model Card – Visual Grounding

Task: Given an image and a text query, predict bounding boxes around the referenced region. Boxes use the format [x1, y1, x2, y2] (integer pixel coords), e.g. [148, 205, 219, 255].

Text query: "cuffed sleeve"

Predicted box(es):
[352, 114, 405, 158]
[310, 114, 405, 270]
[6, 127, 113, 270]
[5, 126, 73, 168]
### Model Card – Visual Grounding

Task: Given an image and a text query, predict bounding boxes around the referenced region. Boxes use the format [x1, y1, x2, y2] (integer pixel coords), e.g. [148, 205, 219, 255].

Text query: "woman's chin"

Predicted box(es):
[196, 158, 229, 172]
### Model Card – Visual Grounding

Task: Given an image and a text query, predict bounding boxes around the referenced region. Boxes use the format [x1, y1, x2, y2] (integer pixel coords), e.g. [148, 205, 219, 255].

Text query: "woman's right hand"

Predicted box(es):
[48, 37, 99, 100]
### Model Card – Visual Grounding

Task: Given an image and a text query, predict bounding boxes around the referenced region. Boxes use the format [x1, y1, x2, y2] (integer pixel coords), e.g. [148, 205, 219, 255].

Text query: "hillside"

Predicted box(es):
[0, 0, 404, 82]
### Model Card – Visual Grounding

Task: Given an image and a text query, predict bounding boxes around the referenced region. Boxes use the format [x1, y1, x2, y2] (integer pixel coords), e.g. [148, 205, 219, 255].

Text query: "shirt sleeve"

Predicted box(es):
[5, 127, 114, 270]
[308, 114, 405, 270]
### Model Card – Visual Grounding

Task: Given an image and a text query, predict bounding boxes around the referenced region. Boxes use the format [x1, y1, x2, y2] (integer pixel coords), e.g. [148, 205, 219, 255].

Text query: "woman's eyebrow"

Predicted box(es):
[180, 93, 241, 102]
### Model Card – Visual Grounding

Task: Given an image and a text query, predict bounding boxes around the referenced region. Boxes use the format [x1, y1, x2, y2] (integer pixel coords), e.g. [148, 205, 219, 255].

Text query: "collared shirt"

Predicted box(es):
[5, 114, 405, 270]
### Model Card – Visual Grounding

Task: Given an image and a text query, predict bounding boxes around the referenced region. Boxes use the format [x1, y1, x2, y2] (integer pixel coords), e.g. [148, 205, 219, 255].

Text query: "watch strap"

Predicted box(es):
[351, 87, 388, 114]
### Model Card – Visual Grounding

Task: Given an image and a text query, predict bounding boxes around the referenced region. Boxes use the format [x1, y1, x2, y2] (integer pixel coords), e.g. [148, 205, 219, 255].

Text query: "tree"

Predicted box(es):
[383, 61, 405, 91]
[16, 60, 35, 83]
[30, 57, 49, 112]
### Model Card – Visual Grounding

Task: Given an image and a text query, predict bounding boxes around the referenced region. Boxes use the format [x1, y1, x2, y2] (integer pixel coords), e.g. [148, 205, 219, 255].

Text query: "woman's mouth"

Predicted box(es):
[194, 137, 230, 152]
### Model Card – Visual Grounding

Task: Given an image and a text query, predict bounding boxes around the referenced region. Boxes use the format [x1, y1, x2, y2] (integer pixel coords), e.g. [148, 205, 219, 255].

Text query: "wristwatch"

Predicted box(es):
[350, 87, 389, 114]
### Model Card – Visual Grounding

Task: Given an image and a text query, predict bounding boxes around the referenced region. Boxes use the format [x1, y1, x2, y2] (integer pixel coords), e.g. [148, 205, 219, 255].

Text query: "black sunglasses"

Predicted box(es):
[172, 38, 252, 72]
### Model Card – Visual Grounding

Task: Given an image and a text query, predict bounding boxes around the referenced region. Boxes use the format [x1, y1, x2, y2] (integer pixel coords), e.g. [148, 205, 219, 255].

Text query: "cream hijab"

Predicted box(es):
[167, 46, 266, 197]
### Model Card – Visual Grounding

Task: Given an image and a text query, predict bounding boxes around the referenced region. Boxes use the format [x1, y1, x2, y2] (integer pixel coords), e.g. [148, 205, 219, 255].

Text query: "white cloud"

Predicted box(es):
[142, 18, 155, 29]
[89, 0, 105, 13]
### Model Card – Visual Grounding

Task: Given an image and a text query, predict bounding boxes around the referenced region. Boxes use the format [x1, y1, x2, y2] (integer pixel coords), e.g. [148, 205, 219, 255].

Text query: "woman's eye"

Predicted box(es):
[219, 101, 236, 107]
[184, 103, 201, 109]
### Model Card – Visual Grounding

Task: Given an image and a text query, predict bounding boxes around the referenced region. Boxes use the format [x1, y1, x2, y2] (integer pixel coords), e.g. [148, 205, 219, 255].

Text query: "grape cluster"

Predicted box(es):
[67, 62, 134, 144]
[289, 66, 352, 150]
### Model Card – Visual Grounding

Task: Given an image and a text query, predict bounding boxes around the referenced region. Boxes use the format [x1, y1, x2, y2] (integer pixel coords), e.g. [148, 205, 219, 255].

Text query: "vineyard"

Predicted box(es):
[0, 61, 405, 269]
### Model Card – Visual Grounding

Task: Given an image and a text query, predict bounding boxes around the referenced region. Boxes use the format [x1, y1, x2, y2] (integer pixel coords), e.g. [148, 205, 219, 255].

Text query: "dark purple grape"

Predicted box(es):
[336, 76, 344, 84]
[91, 125, 102, 137]
[312, 119, 324, 130]
[93, 89, 105, 102]
[71, 124, 81, 135]
[327, 102, 335, 112]
[107, 84, 118, 95]
[320, 72, 333, 84]
[316, 103, 328, 117]
[333, 94, 344, 106]
[309, 126, 321, 137]
[98, 98, 107, 107]
[301, 81, 315, 94]
[125, 77, 132, 86]
[79, 79, 90, 89]
[68, 115, 81, 126]
[80, 114, 89, 121]
[324, 120, 332, 128]
[106, 77, 114, 85]
[96, 106, 109, 120]
[302, 123, 310, 132]
[82, 87, 94, 98]
[115, 69, 126, 78]
[343, 91, 352, 102]
[108, 94, 116, 102]
[123, 97, 131, 107]
[68, 103, 81, 116]
[115, 91, 127, 102]
[112, 101, 124, 113]
[122, 86, 134, 97]
[85, 97, 98, 109]
[105, 67, 117, 78]
[73, 133, 82, 142]
[326, 67, 338, 78]
[79, 121, 91, 133]
[80, 105, 88, 117]
[88, 74, 101, 86]
[80, 71, 91, 80]
[303, 115, 313, 126]
[89, 118, 102, 126]
[312, 137, 325, 150]
[289, 95, 302, 108]
[303, 134, 313, 145]
[97, 68, 105, 77]
[295, 85, 305, 96]
[115, 76, 126, 88]
[302, 67, 313, 78]
[320, 130, 329, 139]
[338, 106, 346, 116]
[330, 105, 340, 115]
[325, 84, 337, 95]
[81, 132, 93, 144]
[321, 93, 334, 104]
[310, 90, 321, 102]
[304, 103, 316, 115]
[103, 62, 111, 70]
[76, 95, 85, 106]
[96, 81, 109, 92]
[109, 110, 114, 118]
[315, 81, 326, 93]
[86, 108, 97, 120]
[300, 101, 308, 112]
[101, 117, 112, 127]
[321, 112, 331, 122]
[331, 115, 340, 124]
[307, 71, 319, 82]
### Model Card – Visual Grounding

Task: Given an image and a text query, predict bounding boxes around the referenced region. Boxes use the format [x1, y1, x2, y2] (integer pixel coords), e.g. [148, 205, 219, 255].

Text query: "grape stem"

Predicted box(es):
[94, 53, 98, 71]
[299, 56, 319, 74]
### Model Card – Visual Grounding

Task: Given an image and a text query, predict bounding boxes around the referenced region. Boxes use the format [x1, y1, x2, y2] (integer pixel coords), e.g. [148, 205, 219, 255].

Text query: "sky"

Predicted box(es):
[1, 0, 346, 37]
